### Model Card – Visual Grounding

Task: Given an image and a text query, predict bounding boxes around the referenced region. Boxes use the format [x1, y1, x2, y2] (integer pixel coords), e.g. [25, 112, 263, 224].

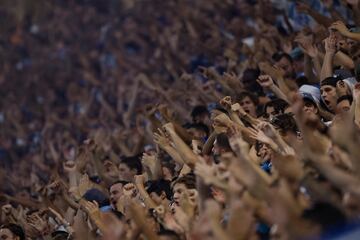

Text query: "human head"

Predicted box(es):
[172, 173, 197, 206]
[158, 229, 181, 240]
[212, 133, 232, 161]
[241, 68, 262, 93]
[82, 188, 109, 208]
[320, 77, 339, 112]
[118, 155, 142, 181]
[299, 85, 320, 115]
[146, 179, 172, 205]
[109, 180, 129, 209]
[272, 52, 295, 79]
[0, 224, 25, 240]
[263, 98, 290, 120]
[236, 91, 258, 117]
[184, 123, 209, 141]
[51, 230, 70, 240]
[161, 158, 177, 181]
[255, 141, 274, 163]
[191, 105, 210, 126]
[302, 202, 347, 236]
[336, 95, 353, 114]
[270, 113, 300, 144]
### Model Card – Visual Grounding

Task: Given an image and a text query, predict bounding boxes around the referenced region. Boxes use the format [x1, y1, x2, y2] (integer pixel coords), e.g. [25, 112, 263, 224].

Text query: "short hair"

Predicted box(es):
[215, 133, 232, 152]
[161, 158, 176, 175]
[272, 52, 293, 64]
[235, 91, 259, 105]
[120, 155, 142, 174]
[242, 68, 261, 83]
[0, 224, 25, 240]
[51, 230, 71, 240]
[302, 202, 347, 232]
[146, 179, 172, 200]
[337, 95, 353, 105]
[263, 98, 290, 116]
[184, 122, 210, 137]
[212, 106, 228, 114]
[82, 188, 109, 208]
[109, 180, 130, 190]
[270, 113, 298, 134]
[158, 229, 181, 240]
[172, 173, 196, 190]
[191, 105, 209, 121]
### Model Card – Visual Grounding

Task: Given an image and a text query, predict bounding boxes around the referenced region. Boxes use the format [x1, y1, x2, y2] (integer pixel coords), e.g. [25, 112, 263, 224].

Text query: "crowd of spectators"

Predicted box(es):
[1, 0, 360, 239]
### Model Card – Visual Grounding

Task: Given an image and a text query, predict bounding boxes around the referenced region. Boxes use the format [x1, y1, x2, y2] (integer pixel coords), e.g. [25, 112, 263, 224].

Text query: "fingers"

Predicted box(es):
[247, 127, 258, 140]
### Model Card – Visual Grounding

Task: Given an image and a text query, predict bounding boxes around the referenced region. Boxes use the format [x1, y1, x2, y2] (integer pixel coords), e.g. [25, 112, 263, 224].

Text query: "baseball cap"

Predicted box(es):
[299, 84, 320, 106]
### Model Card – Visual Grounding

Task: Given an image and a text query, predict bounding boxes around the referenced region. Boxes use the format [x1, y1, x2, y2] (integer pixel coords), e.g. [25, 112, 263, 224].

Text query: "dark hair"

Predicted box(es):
[272, 52, 293, 64]
[337, 95, 353, 105]
[146, 179, 172, 200]
[212, 106, 228, 114]
[82, 188, 109, 208]
[241, 68, 263, 94]
[161, 158, 177, 176]
[263, 98, 290, 117]
[120, 155, 142, 174]
[270, 113, 298, 134]
[191, 105, 209, 121]
[172, 173, 196, 190]
[236, 91, 259, 105]
[302, 202, 347, 232]
[215, 133, 232, 152]
[109, 180, 130, 189]
[0, 223, 26, 240]
[242, 68, 261, 83]
[184, 122, 210, 137]
[158, 229, 181, 240]
[51, 230, 71, 240]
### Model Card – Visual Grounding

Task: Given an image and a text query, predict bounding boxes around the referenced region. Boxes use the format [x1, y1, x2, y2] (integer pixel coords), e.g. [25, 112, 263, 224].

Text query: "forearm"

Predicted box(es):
[276, 77, 292, 100]
[304, 55, 319, 84]
[320, 52, 334, 81]
[202, 132, 217, 155]
[334, 51, 354, 70]
[310, 156, 360, 197]
[167, 129, 198, 168]
[307, 9, 333, 27]
[136, 185, 157, 209]
[269, 84, 289, 102]
[343, 31, 360, 42]
[312, 56, 322, 78]
[162, 145, 185, 165]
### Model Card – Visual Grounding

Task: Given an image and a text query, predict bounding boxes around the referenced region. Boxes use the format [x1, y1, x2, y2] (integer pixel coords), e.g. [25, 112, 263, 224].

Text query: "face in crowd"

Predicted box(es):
[320, 85, 337, 112]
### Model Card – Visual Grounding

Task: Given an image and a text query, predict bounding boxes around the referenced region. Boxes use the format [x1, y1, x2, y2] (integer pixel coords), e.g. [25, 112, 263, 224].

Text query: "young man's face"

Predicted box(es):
[303, 100, 318, 115]
[275, 56, 295, 79]
[109, 183, 124, 209]
[239, 96, 257, 117]
[258, 142, 273, 163]
[320, 85, 337, 111]
[0, 228, 18, 240]
[172, 183, 187, 206]
[172, 183, 198, 207]
[118, 163, 135, 181]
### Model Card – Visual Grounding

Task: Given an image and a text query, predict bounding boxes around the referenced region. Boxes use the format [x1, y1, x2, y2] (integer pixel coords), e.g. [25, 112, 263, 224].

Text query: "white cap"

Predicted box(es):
[299, 85, 321, 105]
